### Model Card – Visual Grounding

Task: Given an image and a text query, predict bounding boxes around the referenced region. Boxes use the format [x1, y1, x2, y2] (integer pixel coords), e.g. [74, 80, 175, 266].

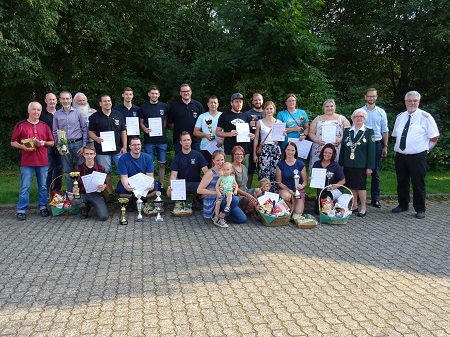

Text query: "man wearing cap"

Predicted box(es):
[216, 93, 255, 165]
[167, 83, 204, 154]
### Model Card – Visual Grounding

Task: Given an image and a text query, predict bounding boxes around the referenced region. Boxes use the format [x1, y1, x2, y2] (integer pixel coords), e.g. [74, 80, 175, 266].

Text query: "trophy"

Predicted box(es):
[57, 130, 68, 153]
[69, 172, 81, 199]
[118, 197, 129, 225]
[205, 119, 215, 140]
[326, 172, 335, 191]
[154, 191, 164, 222]
[293, 169, 301, 199]
[250, 115, 257, 130]
[136, 194, 143, 222]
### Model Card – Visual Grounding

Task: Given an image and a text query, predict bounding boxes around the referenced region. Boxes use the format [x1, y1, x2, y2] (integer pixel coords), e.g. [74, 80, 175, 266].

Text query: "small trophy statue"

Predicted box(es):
[293, 169, 301, 199]
[57, 130, 68, 154]
[136, 194, 143, 222]
[250, 115, 257, 130]
[118, 197, 129, 225]
[154, 191, 164, 222]
[205, 118, 215, 140]
[326, 172, 335, 191]
[69, 172, 81, 199]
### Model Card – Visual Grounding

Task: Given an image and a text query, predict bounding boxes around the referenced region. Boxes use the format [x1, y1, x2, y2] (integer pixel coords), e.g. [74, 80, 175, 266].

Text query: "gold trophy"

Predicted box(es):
[69, 172, 81, 199]
[118, 198, 129, 225]
[205, 118, 215, 140]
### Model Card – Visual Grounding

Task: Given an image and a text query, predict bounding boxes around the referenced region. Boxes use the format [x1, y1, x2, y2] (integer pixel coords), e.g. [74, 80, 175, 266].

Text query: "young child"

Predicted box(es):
[252, 178, 271, 198]
[213, 162, 238, 226]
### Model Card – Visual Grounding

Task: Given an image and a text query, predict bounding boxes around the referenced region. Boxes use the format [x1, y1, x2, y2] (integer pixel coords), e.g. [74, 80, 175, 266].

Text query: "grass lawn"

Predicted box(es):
[0, 169, 449, 205]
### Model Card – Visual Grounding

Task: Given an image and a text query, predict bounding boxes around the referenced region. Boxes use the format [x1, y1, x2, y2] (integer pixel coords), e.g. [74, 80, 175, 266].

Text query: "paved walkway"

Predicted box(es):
[0, 199, 449, 336]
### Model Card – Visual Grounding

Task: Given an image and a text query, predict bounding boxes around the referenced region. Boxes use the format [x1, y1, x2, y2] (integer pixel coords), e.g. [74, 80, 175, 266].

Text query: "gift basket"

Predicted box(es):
[257, 197, 292, 227]
[48, 174, 80, 216]
[318, 185, 353, 225]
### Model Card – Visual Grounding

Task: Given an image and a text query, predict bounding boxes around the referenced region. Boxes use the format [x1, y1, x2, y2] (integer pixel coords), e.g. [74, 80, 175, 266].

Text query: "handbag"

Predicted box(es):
[256, 127, 272, 156]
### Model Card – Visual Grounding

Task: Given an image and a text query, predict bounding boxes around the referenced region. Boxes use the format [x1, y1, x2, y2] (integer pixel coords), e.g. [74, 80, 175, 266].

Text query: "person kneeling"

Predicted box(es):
[71, 145, 109, 221]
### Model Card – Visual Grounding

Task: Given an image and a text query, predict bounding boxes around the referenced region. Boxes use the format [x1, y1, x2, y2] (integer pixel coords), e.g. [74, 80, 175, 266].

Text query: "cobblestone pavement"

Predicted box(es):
[0, 199, 449, 337]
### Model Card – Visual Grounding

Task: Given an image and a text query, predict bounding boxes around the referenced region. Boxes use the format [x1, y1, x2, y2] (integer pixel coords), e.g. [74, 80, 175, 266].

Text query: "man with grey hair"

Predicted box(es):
[73, 92, 97, 135]
[11, 102, 54, 220]
[391, 91, 439, 219]
[54, 91, 89, 191]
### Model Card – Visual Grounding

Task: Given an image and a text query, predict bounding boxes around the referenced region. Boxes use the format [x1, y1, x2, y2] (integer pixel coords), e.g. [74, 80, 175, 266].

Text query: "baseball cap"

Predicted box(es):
[230, 93, 244, 101]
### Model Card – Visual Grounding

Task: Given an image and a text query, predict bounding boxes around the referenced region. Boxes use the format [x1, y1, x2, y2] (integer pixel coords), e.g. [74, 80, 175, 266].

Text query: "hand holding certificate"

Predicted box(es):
[236, 123, 250, 143]
[148, 118, 163, 137]
[269, 122, 286, 141]
[127, 173, 155, 198]
[100, 131, 117, 152]
[126, 117, 140, 136]
[321, 125, 336, 144]
[288, 137, 312, 159]
[170, 179, 187, 200]
[310, 168, 327, 189]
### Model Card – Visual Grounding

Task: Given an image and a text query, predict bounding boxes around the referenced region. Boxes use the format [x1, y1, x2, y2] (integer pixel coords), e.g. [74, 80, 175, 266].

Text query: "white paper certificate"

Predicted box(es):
[100, 131, 116, 152]
[82, 171, 107, 194]
[205, 140, 222, 155]
[310, 168, 327, 189]
[236, 123, 250, 143]
[148, 118, 163, 137]
[288, 138, 312, 159]
[126, 117, 140, 135]
[127, 173, 154, 198]
[321, 125, 336, 144]
[269, 122, 286, 141]
[170, 179, 187, 201]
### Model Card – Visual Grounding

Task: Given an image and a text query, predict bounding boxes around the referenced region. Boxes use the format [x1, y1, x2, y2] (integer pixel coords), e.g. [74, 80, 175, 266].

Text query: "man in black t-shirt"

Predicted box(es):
[167, 83, 204, 154]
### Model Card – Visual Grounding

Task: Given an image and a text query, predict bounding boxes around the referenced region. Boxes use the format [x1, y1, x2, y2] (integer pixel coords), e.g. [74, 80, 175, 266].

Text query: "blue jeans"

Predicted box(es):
[221, 195, 247, 223]
[96, 153, 122, 174]
[18, 166, 48, 213]
[47, 146, 62, 192]
[371, 141, 382, 201]
[61, 140, 84, 191]
[144, 143, 168, 163]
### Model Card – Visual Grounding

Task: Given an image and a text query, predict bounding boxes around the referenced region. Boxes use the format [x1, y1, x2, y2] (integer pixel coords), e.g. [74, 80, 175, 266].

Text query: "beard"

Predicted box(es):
[73, 102, 90, 116]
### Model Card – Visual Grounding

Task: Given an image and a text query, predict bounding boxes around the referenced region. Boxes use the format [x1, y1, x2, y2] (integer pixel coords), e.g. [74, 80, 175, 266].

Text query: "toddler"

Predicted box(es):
[213, 162, 238, 227]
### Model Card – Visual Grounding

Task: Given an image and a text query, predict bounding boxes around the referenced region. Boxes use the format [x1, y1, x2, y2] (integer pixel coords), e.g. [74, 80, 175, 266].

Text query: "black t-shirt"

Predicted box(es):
[217, 110, 251, 154]
[113, 103, 140, 119]
[88, 110, 126, 154]
[139, 101, 168, 144]
[170, 149, 208, 182]
[39, 109, 55, 130]
[167, 99, 204, 144]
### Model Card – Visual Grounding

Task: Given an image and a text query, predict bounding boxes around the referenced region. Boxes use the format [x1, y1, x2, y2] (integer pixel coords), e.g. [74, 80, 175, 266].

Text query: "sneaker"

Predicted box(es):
[17, 213, 26, 221]
[80, 207, 89, 219]
[40, 209, 50, 217]
[416, 211, 425, 219]
[212, 216, 220, 225]
[214, 218, 228, 228]
[224, 206, 231, 214]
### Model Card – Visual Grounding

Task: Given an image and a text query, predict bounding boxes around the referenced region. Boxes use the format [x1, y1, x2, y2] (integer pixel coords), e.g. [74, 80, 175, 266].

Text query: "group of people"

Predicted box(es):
[11, 85, 439, 224]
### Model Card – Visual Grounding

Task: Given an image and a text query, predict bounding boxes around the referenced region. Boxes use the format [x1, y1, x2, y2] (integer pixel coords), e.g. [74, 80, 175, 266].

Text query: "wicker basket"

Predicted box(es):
[318, 185, 353, 225]
[48, 174, 80, 216]
[257, 202, 292, 227]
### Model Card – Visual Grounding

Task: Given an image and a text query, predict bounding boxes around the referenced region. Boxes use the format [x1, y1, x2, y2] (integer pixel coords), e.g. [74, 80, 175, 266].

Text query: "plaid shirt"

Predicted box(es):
[75, 162, 105, 194]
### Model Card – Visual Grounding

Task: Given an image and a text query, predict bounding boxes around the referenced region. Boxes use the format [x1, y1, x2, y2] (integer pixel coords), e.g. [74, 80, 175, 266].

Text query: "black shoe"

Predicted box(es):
[40, 209, 50, 217]
[352, 209, 359, 213]
[392, 206, 408, 213]
[371, 200, 381, 208]
[416, 212, 425, 219]
[17, 213, 26, 221]
[357, 212, 367, 217]
[107, 194, 116, 204]
[126, 201, 135, 212]
[80, 207, 89, 219]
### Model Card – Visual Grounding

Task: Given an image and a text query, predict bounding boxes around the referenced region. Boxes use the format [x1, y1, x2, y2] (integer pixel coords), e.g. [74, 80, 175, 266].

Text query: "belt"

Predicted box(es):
[397, 151, 427, 156]
[68, 137, 83, 143]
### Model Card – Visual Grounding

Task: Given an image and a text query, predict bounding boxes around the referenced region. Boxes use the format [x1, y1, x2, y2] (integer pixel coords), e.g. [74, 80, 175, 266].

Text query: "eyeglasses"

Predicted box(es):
[354, 115, 365, 118]
[130, 144, 141, 147]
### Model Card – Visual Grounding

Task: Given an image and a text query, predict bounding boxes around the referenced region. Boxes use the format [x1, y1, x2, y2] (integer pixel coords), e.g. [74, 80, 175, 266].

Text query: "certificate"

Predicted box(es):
[321, 125, 336, 144]
[288, 138, 312, 159]
[257, 192, 280, 206]
[148, 117, 163, 137]
[170, 179, 187, 201]
[269, 122, 286, 141]
[126, 117, 140, 136]
[100, 131, 116, 152]
[127, 173, 154, 198]
[205, 140, 222, 155]
[236, 123, 250, 143]
[310, 168, 327, 189]
[336, 193, 353, 209]
[82, 171, 107, 194]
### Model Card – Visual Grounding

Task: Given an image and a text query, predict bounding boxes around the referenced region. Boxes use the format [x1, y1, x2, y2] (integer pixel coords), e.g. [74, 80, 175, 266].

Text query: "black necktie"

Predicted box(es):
[399, 115, 411, 151]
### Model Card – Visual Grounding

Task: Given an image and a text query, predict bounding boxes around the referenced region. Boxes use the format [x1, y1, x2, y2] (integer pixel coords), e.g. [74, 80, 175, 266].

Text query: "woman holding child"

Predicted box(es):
[276, 142, 308, 215]
[197, 150, 247, 228]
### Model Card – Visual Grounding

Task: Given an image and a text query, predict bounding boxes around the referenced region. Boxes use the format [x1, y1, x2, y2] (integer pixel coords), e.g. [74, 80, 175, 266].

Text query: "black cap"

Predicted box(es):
[230, 93, 244, 101]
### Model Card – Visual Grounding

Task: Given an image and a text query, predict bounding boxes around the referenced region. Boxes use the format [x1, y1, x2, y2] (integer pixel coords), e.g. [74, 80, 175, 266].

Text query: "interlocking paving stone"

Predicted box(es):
[0, 198, 449, 336]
